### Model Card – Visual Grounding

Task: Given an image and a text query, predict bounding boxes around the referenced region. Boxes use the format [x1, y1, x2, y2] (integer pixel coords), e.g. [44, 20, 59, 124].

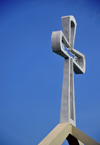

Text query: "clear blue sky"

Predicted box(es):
[0, 0, 100, 145]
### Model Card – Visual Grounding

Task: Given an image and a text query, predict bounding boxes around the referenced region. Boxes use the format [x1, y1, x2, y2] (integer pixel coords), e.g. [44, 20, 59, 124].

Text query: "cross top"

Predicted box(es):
[51, 15, 86, 126]
[51, 15, 86, 74]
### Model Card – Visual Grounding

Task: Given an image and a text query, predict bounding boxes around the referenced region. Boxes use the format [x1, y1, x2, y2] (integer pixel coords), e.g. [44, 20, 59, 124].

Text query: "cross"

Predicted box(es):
[51, 15, 86, 126]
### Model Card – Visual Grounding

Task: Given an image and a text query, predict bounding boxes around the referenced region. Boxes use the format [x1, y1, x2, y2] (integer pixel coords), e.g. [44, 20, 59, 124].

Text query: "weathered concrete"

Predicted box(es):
[51, 15, 86, 126]
[60, 58, 76, 126]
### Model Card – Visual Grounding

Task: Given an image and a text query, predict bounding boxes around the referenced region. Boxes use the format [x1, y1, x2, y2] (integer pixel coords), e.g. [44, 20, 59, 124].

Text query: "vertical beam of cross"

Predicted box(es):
[60, 57, 76, 126]
[51, 15, 86, 127]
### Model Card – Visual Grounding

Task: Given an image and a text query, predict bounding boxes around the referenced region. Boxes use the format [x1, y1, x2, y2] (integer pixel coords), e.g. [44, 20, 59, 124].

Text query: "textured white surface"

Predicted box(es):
[51, 15, 86, 126]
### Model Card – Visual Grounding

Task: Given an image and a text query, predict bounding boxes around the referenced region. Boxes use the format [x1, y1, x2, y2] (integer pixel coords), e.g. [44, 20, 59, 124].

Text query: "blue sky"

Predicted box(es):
[0, 0, 100, 145]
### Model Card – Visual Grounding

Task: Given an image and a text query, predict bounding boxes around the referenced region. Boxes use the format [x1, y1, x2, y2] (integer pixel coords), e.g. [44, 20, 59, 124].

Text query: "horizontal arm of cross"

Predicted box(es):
[51, 31, 70, 59]
[51, 31, 86, 74]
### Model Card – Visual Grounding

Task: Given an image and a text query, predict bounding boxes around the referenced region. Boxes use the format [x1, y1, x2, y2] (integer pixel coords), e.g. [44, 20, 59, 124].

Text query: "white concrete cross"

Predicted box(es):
[51, 15, 86, 126]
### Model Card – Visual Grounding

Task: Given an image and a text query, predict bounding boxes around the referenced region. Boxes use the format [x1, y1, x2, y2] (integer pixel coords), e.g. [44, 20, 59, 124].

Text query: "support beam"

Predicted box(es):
[38, 123, 72, 145]
[38, 123, 100, 145]
[72, 125, 99, 145]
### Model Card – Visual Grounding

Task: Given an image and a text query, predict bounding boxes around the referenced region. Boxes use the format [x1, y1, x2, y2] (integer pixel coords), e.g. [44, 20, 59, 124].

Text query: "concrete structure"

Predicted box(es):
[51, 15, 85, 126]
[38, 16, 99, 145]
[38, 123, 99, 145]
